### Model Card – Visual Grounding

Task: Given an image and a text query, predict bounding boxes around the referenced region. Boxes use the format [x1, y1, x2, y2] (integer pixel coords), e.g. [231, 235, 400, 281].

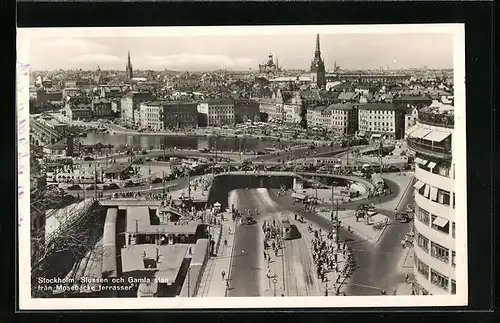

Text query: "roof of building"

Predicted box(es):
[125, 206, 200, 235]
[300, 90, 321, 101]
[338, 92, 360, 101]
[326, 103, 357, 111]
[358, 103, 399, 111]
[199, 98, 234, 105]
[105, 162, 133, 174]
[313, 106, 327, 112]
[393, 95, 432, 102]
[45, 138, 69, 150]
[121, 243, 188, 282]
[92, 98, 111, 104]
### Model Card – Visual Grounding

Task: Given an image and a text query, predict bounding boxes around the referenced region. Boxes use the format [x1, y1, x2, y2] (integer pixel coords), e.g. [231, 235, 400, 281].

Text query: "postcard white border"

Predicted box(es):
[17, 24, 467, 310]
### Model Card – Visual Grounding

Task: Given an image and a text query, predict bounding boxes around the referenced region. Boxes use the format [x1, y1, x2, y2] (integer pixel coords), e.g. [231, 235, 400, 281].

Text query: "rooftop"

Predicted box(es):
[121, 244, 188, 283]
[105, 162, 133, 174]
[125, 206, 200, 235]
[358, 103, 400, 111]
[326, 103, 357, 111]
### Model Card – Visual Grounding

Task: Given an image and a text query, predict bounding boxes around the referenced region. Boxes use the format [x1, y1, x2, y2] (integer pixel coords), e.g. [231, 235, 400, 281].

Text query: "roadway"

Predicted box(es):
[228, 188, 318, 297]
[269, 175, 415, 296]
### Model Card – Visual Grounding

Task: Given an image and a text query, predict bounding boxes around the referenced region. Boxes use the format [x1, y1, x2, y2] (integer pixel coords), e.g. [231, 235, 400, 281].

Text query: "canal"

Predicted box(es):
[81, 132, 293, 152]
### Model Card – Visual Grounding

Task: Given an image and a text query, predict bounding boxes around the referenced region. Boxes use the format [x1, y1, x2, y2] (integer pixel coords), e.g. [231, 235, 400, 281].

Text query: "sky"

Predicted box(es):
[28, 33, 454, 71]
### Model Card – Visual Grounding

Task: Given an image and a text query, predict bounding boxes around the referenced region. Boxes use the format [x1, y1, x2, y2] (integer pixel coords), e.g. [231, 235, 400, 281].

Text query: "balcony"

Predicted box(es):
[418, 111, 454, 129]
[407, 138, 452, 160]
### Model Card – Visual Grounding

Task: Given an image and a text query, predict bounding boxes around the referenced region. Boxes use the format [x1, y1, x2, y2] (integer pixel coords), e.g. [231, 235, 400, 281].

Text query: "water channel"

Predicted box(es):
[81, 132, 292, 152]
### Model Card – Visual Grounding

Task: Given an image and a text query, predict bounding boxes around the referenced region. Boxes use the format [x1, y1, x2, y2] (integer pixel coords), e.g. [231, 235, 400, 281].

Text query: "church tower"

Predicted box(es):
[310, 34, 326, 88]
[125, 51, 134, 80]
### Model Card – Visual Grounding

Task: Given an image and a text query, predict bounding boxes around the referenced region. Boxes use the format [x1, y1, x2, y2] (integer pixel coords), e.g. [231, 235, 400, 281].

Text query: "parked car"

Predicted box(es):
[151, 178, 163, 184]
[83, 156, 95, 161]
[396, 212, 413, 223]
[103, 183, 120, 190]
[67, 184, 82, 191]
[243, 216, 256, 225]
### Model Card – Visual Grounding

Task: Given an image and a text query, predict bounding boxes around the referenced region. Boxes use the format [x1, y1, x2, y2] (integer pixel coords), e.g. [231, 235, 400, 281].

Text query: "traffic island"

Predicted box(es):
[291, 214, 352, 296]
[258, 214, 286, 297]
[316, 210, 391, 245]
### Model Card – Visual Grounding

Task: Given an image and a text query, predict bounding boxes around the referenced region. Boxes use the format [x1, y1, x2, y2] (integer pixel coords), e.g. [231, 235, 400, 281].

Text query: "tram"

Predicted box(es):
[278, 213, 294, 240]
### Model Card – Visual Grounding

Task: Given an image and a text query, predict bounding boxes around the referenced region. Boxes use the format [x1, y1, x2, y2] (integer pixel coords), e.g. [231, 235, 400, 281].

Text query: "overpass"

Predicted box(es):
[30, 117, 65, 145]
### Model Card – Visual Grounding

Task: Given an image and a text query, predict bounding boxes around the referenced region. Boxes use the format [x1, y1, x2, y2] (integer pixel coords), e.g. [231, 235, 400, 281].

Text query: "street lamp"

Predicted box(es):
[272, 278, 278, 297]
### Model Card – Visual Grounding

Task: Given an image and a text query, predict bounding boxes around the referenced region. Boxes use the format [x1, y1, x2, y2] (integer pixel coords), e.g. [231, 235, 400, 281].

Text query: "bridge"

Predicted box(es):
[30, 117, 65, 146]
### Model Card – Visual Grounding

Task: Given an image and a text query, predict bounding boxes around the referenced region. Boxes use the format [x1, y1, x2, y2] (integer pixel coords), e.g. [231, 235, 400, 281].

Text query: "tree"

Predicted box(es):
[30, 189, 106, 298]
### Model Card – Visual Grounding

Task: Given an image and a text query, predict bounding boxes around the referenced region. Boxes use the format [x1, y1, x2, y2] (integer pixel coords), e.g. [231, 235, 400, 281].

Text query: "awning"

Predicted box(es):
[413, 181, 425, 190]
[414, 157, 423, 164]
[423, 130, 451, 142]
[428, 161, 437, 169]
[433, 216, 449, 228]
[429, 186, 439, 201]
[423, 184, 430, 198]
[419, 159, 429, 166]
[358, 132, 365, 137]
[409, 128, 432, 139]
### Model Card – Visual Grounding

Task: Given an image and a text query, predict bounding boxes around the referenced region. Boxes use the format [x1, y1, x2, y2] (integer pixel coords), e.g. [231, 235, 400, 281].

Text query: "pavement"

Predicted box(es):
[196, 211, 236, 297]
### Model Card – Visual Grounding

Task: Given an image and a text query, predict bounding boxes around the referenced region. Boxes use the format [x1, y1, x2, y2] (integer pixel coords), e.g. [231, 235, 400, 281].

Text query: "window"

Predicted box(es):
[431, 241, 449, 263]
[453, 193, 455, 209]
[416, 257, 429, 279]
[417, 207, 430, 225]
[417, 233, 429, 252]
[452, 222, 456, 238]
[431, 269, 449, 291]
[451, 280, 456, 294]
[438, 190, 451, 205]
[431, 214, 450, 234]
[452, 251, 456, 267]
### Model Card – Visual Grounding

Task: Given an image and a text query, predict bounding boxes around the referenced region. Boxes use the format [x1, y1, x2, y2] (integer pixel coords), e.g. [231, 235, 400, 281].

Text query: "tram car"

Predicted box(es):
[278, 213, 298, 240]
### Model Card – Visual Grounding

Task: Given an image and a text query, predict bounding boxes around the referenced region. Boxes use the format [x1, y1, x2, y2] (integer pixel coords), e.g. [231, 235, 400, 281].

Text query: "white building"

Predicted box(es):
[408, 103, 456, 295]
[197, 99, 235, 126]
[139, 101, 164, 131]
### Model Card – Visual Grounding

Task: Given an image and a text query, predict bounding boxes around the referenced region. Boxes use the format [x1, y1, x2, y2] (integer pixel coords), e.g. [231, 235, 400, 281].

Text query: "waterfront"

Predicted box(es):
[81, 131, 292, 152]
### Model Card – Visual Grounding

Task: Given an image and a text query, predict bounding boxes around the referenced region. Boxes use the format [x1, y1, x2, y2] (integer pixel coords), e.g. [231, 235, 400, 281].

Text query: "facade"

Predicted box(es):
[139, 101, 164, 131]
[91, 98, 113, 117]
[65, 103, 92, 120]
[162, 101, 198, 129]
[121, 91, 156, 127]
[309, 34, 326, 88]
[358, 103, 406, 139]
[327, 103, 359, 135]
[233, 99, 260, 123]
[197, 99, 235, 127]
[408, 104, 455, 296]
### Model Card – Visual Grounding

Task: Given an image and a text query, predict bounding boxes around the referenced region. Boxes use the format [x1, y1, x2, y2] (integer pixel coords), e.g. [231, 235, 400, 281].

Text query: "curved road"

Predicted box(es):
[270, 175, 414, 296]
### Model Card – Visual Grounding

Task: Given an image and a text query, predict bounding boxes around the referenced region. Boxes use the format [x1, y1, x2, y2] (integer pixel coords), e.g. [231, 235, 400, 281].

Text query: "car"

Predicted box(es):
[244, 216, 256, 225]
[103, 183, 120, 190]
[396, 212, 413, 223]
[83, 156, 95, 161]
[199, 148, 210, 153]
[151, 178, 163, 184]
[124, 180, 136, 187]
[67, 184, 82, 191]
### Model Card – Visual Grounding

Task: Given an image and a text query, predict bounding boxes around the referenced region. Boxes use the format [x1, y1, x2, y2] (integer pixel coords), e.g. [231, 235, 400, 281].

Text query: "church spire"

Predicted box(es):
[315, 34, 321, 56]
[126, 51, 133, 80]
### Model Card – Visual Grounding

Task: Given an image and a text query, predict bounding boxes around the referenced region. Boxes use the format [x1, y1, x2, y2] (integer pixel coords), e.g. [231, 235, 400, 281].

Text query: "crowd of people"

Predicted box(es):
[189, 173, 214, 193]
[262, 218, 282, 261]
[309, 227, 353, 295]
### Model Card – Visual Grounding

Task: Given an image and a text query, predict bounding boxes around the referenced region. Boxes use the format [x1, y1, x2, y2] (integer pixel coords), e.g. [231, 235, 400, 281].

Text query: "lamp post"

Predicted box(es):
[272, 278, 278, 297]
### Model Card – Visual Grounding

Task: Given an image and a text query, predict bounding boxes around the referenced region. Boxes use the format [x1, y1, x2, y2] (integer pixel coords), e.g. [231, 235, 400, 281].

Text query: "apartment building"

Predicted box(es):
[407, 103, 456, 295]
[358, 103, 406, 140]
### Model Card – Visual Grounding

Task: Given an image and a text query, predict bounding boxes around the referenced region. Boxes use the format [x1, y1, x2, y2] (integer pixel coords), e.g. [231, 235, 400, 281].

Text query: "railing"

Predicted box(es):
[407, 138, 452, 159]
[418, 111, 454, 128]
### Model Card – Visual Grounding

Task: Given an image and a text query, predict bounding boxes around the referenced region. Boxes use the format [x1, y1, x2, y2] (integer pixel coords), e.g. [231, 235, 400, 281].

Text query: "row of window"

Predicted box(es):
[416, 206, 456, 237]
[415, 256, 456, 294]
[361, 110, 395, 115]
[417, 182, 452, 206]
[416, 230, 456, 265]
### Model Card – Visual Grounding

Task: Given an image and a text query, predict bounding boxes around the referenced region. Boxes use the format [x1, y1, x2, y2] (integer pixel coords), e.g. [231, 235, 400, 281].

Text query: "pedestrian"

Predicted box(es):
[222, 271, 226, 280]
[264, 251, 267, 259]
[347, 225, 351, 233]
[189, 247, 192, 255]
[405, 273, 409, 283]
[224, 239, 228, 247]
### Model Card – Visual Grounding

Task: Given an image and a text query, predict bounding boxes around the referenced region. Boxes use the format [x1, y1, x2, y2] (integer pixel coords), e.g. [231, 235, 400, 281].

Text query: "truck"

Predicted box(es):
[291, 192, 307, 203]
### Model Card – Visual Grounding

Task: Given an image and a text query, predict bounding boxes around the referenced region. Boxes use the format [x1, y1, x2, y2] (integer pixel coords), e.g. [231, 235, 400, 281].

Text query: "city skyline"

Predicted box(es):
[29, 33, 454, 72]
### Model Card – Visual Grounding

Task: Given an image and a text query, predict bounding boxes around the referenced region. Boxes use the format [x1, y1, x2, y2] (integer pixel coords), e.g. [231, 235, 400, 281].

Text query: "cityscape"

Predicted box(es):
[21, 28, 462, 305]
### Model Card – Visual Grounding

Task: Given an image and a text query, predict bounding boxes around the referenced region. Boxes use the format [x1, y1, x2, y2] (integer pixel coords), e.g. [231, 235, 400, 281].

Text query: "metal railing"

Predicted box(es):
[407, 139, 452, 159]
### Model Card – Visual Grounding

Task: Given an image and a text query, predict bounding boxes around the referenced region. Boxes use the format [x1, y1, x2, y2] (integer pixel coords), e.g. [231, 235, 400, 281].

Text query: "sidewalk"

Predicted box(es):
[196, 212, 237, 297]
[292, 216, 351, 296]
[316, 210, 390, 245]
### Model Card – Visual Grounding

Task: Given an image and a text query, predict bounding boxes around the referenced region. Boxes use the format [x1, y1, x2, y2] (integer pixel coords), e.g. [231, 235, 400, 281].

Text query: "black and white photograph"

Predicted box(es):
[16, 25, 467, 309]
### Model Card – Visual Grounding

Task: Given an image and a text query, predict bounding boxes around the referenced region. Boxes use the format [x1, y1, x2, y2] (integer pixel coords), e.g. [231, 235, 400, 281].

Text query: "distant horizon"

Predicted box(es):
[26, 31, 455, 71]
